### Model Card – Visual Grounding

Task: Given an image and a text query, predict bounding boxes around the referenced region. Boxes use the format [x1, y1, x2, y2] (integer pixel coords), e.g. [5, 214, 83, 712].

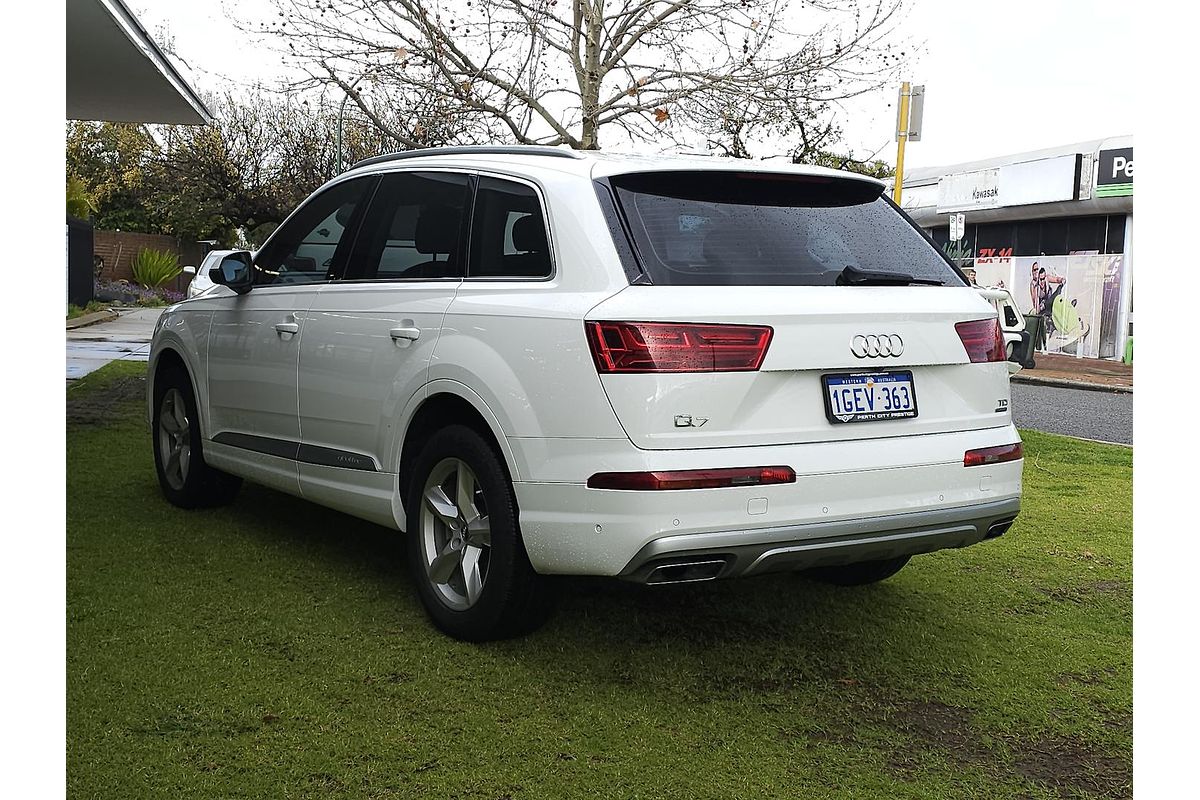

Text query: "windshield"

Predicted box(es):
[607, 171, 964, 287]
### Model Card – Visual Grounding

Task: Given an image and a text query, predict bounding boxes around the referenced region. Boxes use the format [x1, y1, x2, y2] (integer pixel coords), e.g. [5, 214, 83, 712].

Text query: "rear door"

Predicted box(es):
[296, 170, 471, 523]
[587, 170, 1010, 450]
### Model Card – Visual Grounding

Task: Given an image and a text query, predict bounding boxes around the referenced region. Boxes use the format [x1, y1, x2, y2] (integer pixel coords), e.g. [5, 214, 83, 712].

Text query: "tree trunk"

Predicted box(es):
[578, 2, 604, 150]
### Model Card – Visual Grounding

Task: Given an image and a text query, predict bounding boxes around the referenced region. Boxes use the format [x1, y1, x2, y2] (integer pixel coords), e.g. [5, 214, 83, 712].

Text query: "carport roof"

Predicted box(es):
[66, 0, 211, 125]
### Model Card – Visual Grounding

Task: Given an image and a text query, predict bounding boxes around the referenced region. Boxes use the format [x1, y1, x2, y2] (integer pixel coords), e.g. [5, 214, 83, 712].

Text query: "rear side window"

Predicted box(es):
[345, 171, 471, 281]
[608, 171, 963, 286]
[468, 177, 552, 279]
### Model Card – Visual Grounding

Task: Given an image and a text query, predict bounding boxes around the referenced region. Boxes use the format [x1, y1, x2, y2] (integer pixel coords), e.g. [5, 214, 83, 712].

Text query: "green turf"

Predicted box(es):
[67, 361, 1131, 799]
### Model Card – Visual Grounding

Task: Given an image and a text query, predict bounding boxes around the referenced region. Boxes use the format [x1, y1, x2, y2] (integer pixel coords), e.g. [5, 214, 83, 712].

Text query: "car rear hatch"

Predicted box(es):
[587, 169, 1011, 450]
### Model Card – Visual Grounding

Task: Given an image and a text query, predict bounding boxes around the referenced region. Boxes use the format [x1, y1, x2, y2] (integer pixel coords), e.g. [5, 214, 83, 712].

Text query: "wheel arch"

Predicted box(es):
[148, 345, 201, 431]
[396, 381, 520, 531]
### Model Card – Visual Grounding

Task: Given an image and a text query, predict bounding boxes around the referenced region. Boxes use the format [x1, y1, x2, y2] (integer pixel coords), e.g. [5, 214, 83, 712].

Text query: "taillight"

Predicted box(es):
[964, 442, 1023, 467]
[585, 321, 772, 374]
[585, 321, 773, 373]
[955, 318, 1006, 363]
[587, 466, 795, 490]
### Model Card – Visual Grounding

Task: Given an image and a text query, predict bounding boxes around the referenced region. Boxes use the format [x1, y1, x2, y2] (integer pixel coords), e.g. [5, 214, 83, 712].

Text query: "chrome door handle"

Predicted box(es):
[274, 322, 300, 338]
[390, 326, 421, 342]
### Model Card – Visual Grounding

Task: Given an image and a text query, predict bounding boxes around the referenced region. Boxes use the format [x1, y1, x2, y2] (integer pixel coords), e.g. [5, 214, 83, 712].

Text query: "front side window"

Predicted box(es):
[345, 171, 471, 281]
[468, 177, 552, 279]
[253, 177, 375, 286]
[608, 171, 964, 287]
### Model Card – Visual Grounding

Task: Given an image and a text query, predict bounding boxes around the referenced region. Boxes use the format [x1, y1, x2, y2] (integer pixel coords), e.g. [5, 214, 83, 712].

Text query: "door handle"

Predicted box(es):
[274, 322, 300, 339]
[390, 326, 421, 342]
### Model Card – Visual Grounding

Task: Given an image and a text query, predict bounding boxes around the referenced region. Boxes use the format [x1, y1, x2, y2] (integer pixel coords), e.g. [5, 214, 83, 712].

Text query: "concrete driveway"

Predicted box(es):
[67, 307, 164, 381]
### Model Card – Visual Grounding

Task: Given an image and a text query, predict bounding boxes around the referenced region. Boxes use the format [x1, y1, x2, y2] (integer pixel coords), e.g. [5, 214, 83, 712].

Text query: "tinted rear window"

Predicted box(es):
[608, 171, 963, 286]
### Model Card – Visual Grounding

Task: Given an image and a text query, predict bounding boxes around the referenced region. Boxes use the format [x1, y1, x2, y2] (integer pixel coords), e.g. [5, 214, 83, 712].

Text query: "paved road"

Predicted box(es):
[1010, 382, 1132, 445]
[66, 308, 164, 380]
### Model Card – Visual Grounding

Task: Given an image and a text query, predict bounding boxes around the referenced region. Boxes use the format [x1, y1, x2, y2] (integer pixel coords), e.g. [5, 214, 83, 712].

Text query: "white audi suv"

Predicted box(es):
[148, 146, 1023, 640]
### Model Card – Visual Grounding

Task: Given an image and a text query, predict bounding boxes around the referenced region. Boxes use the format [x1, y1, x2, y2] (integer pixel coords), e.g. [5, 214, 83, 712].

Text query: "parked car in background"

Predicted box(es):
[182, 249, 236, 299]
[148, 146, 1024, 641]
[978, 286, 1034, 371]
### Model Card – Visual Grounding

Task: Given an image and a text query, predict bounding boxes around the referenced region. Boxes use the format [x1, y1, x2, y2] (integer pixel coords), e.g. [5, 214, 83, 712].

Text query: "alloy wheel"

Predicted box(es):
[419, 457, 493, 611]
[157, 388, 192, 491]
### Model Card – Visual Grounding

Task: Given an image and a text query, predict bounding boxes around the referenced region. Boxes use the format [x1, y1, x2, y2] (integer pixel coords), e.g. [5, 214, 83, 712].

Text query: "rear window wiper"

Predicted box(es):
[836, 265, 944, 286]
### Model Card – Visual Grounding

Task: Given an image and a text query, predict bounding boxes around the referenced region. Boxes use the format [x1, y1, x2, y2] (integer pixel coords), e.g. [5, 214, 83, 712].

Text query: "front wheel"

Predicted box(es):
[802, 555, 911, 587]
[152, 367, 241, 508]
[406, 425, 552, 641]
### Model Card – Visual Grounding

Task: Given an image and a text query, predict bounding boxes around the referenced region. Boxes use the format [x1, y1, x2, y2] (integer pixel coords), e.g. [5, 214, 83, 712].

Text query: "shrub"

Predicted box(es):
[131, 248, 182, 288]
[94, 279, 184, 306]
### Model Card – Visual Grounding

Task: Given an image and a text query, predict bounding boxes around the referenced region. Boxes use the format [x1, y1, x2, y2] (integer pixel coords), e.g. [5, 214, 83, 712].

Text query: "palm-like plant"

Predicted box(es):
[66, 176, 95, 219]
[131, 248, 182, 288]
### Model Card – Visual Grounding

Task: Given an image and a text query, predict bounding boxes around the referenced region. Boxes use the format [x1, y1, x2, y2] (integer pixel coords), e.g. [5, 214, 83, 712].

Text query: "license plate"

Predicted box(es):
[822, 371, 918, 424]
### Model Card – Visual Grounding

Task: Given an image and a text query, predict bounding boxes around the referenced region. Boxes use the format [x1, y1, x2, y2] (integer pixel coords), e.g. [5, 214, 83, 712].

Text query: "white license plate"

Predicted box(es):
[822, 371, 918, 424]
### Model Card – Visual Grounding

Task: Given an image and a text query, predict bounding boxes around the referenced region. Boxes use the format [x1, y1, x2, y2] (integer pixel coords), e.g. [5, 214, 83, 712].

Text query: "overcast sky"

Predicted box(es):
[133, 0, 1133, 170]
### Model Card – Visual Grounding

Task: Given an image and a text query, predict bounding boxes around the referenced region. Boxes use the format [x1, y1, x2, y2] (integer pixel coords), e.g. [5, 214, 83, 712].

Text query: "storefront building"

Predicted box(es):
[897, 136, 1132, 360]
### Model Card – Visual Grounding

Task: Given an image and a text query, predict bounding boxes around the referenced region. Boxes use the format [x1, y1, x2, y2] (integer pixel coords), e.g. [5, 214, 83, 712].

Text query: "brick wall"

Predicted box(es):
[93, 231, 205, 292]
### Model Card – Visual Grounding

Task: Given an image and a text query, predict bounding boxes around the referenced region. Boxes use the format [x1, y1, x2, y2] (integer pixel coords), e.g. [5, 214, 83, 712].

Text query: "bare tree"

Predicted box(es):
[694, 81, 895, 176]
[251, 0, 910, 152]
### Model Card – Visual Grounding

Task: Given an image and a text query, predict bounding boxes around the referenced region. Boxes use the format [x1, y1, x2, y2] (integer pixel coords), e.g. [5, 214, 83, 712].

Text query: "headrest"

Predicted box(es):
[511, 214, 546, 253]
[415, 206, 459, 254]
[389, 206, 417, 240]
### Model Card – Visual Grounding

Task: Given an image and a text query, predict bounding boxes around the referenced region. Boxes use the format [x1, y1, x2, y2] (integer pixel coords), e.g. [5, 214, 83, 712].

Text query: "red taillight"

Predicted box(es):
[587, 466, 796, 490]
[963, 442, 1024, 467]
[585, 321, 773, 373]
[955, 318, 1006, 363]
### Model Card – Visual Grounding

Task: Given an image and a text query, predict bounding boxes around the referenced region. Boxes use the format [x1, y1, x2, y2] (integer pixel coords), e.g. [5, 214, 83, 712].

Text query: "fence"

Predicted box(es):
[93, 230, 206, 294]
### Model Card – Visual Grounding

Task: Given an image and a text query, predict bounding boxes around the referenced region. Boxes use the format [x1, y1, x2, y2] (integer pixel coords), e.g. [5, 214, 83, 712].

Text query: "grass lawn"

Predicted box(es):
[67, 362, 1132, 799]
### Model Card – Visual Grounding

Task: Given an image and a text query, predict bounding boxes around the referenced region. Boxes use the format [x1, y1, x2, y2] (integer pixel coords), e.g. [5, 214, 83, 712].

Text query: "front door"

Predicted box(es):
[206, 176, 376, 495]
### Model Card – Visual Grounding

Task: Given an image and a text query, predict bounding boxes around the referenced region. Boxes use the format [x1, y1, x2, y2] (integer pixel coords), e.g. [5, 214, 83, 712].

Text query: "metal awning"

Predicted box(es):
[66, 0, 211, 125]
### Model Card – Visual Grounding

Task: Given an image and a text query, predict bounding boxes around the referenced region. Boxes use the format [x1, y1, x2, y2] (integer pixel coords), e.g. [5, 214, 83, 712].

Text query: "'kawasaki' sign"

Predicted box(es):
[936, 168, 1001, 212]
[1096, 147, 1133, 197]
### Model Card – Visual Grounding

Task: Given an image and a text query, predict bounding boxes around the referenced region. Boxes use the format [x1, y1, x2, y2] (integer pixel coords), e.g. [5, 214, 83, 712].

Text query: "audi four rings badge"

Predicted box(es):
[851, 334, 904, 358]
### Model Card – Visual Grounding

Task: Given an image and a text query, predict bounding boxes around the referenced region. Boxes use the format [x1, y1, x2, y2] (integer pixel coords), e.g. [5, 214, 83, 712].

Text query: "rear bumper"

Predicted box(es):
[618, 497, 1020, 584]
[511, 424, 1023, 576]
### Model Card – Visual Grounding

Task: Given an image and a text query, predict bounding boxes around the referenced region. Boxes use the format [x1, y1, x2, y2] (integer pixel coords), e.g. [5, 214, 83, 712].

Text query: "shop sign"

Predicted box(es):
[1096, 147, 1133, 197]
[997, 154, 1080, 206]
[937, 168, 1000, 213]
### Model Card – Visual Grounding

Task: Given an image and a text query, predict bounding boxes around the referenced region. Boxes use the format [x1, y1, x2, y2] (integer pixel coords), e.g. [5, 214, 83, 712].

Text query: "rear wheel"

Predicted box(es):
[406, 425, 552, 641]
[152, 366, 241, 508]
[803, 555, 910, 586]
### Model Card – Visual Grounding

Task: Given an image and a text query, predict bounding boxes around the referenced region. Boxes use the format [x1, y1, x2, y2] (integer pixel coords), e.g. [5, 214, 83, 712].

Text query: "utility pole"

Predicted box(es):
[892, 83, 924, 206]
[337, 69, 377, 175]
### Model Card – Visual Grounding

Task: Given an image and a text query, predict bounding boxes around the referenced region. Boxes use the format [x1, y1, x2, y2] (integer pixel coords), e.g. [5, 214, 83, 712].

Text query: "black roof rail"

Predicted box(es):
[349, 145, 584, 171]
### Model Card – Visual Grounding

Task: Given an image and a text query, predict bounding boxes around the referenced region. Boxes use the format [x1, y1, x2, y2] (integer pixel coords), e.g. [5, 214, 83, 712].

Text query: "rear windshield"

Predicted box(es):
[607, 171, 963, 286]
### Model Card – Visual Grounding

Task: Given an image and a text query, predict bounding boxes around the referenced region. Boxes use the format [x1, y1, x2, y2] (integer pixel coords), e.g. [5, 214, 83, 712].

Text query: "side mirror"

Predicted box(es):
[210, 252, 254, 295]
[182, 265, 197, 276]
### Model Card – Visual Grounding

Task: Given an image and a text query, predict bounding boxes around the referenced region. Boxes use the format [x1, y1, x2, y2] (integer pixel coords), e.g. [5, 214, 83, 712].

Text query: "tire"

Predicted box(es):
[406, 425, 552, 641]
[152, 366, 242, 509]
[803, 555, 911, 587]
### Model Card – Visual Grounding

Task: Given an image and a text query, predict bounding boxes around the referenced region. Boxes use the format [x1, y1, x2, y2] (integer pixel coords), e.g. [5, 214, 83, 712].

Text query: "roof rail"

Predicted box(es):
[350, 145, 584, 171]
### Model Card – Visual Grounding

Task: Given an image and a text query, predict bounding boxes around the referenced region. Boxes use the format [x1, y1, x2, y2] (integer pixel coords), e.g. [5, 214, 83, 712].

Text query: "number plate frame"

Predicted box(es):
[821, 370, 919, 424]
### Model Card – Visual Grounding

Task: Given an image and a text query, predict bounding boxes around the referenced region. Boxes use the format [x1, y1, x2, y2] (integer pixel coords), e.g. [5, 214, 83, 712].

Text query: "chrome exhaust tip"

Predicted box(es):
[985, 517, 1016, 539]
[645, 558, 727, 585]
